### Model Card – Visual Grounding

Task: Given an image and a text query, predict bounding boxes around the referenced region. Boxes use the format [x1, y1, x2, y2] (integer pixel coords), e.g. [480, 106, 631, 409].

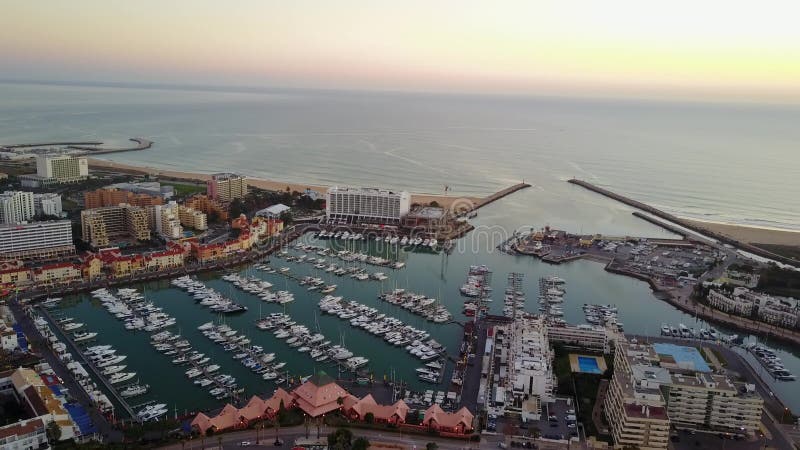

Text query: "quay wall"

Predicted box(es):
[469, 182, 531, 212]
[568, 179, 797, 266]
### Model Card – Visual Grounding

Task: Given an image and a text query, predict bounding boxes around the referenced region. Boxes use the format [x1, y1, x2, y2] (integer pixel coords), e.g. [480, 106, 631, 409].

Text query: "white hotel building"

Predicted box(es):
[0, 220, 75, 260]
[326, 186, 410, 224]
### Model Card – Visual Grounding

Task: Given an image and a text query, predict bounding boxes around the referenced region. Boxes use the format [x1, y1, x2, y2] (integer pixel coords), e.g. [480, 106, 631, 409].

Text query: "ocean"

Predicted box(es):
[1, 81, 798, 231]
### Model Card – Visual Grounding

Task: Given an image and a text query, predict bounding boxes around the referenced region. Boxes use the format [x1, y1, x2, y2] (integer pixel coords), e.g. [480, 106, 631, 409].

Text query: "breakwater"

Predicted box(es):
[568, 179, 797, 266]
[469, 182, 531, 212]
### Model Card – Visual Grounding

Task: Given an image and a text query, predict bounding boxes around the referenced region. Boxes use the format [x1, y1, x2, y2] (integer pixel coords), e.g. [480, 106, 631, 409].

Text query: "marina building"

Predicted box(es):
[0, 417, 49, 450]
[33, 193, 63, 217]
[757, 304, 798, 329]
[80, 205, 151, 248]
[84, 187, 164, 209]
[547, 323, 610, 354]
[207, 173, 248, 203]
[0, 221, 74, 260]
[488, 317, 555, 422]
[32, 262, 83, 286]
[255, 203, 290, 219]
[707, 289, 755, 317]
[20, 155, 88, 188]
[0, 191, 35, 224]
[326, 186, 410, 224]
[9, 367, 78, 442]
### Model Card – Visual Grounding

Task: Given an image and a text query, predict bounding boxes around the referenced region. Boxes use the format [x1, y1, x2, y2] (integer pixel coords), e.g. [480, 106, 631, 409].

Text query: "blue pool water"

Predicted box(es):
[653, 343, 711, 372]
[578, 356, 603, 374]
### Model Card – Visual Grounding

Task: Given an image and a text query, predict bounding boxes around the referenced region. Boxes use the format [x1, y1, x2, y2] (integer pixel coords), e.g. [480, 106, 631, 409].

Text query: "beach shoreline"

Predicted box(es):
[682, 218, 800, 247]
[87, 158, 482, 209]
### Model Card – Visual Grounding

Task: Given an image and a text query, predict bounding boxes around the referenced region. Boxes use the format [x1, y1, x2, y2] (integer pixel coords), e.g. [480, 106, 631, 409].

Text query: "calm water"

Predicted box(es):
[50, 196, 800, 415]
[1, 82, 799, 230]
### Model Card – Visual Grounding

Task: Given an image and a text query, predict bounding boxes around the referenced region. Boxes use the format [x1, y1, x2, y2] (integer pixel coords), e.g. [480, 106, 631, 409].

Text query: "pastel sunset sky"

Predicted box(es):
[2, 0, 799, 101]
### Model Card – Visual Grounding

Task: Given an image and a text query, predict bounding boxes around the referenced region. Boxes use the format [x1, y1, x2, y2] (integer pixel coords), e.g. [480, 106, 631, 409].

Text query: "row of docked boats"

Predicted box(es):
[660, 323, 721, 340]
[91, 287, 176, 331]
[318, 295, 445, 361]
[32, 316, 116, 413]
[744, 343, 796, 381]
[583, 304, 623, 331]
[289, 244, 406, 269]
[256, 313, 369, 372]
[416, 359, 445, 383]
[379, 289, 452, 323]
[198, 321, 289, 383]
[461, 265, 492, 316]
[539, 276, 566, 318]
[315, 230, 440, 248]
[153, 329, 242, 400]
[171, 276, 248, 313]
[503, 273, 525, 318]
[221, 273, 295, 304]
[55, 316, 99, 342]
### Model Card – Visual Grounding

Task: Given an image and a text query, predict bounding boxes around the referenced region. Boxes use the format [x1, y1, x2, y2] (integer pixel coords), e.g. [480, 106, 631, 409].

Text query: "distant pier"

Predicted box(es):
[460, 182, 531, 216]
[568, 178, 797, 266]
[1, 137, 153, 156]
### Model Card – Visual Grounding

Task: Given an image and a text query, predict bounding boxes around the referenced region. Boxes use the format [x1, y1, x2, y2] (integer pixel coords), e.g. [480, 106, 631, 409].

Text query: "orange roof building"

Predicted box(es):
[422, 404, 474, 434]
[191, 388, 296, 435]
[291, 372, 349, 417]
[343, 394, 409, 424]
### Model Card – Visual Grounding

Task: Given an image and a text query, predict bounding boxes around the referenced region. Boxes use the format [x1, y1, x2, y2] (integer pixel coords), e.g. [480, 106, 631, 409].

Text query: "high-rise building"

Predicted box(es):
[80, 205, 151, 248]
[33, 192, 63, 217]
[0, 221, 74, 260]
[151, 202, 183, 239]
[84, 188, 163, 209]
[178, 205, 207, 231]
[20, 155, 89, 188]
[0, 191, 35, 224]
[207, 173, 248, 203]
[326, 186, 410, 223]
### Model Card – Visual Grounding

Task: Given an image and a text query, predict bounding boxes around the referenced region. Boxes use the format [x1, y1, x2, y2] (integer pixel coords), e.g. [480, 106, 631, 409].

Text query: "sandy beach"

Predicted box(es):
[87, 158, 482, 209]
[684, 219, 800, 247]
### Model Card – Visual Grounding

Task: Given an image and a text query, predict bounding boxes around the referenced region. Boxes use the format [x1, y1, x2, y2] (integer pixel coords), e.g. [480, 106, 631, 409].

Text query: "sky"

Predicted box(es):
[2, 0, 800, 102]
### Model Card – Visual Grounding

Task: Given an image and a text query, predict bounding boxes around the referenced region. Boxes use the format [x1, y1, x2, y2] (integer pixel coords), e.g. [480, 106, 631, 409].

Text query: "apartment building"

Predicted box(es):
[0, 221, 75, 260]
[207, 173, 248, 202]
[33, 193, 63, 217]
[664, 373, 762, 433]
[151, 202, 183, 239]
[757, 304, 798, 328]
[178, 205, 207, 230]
[547, 323, 610, 354]
[31, 262, 83, 286]
[707, 289, 755, 316]
[0, 418, 49, 450]
[326, 186, 410, 223]
[184, 195, 229, 221]
[604, 343, 671, 449]
[0, 191, 35, 224]
[84, 188, 163, 209]
[80, 205, 151, 248]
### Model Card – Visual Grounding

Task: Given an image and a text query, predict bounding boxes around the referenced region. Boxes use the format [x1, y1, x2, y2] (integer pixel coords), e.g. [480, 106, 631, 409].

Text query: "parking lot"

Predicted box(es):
[487, 398, 578, 442]
[670, 428, 766, 450]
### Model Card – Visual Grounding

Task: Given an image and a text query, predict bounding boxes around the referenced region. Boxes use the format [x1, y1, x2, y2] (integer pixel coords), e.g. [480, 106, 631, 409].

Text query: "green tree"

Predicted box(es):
[328, 428, 353, 450]
[426, 443, 438, 450]
[352, 436, 370, 450]
[363, 412, 374, 424]
[45, 421, 61, 442]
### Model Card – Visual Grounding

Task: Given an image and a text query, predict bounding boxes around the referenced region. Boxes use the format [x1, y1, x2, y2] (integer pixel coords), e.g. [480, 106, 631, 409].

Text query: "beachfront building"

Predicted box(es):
[80, 204, 151, 248]
[547, 323, 611, 354]
[33, 193, 63, 217]
[0, 191, 35, 224]
[178, 205, 207, 230]
[326, 186, 410, 224]
[84, 187, 164, 209]
[207, 173, 248, 203]
[20, 155, 88, 188]
[0, 221, 74, 260]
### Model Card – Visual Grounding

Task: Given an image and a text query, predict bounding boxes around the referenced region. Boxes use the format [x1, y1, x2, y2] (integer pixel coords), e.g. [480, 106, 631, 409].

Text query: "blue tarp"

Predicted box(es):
[13, 324, 28, 352]
[64, 403, 97, 435]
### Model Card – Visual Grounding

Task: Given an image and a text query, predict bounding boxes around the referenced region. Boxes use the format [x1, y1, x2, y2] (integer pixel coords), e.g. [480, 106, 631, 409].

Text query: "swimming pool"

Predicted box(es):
[653, 343, 711, 372]
[577, 356, 603, 374]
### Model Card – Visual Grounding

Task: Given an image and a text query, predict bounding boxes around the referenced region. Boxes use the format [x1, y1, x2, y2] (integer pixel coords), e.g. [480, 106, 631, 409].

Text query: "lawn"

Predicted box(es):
[162, 181, 207, 196]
